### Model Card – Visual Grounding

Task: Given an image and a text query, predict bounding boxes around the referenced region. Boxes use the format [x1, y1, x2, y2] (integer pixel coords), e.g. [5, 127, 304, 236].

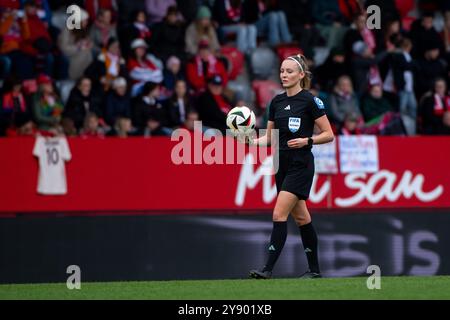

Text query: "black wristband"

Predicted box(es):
[308, 137, 313, 147]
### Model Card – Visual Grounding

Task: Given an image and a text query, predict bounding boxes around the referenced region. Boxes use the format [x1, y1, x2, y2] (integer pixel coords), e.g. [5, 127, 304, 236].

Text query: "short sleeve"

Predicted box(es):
[268, 98, 276, 122]
[32, 136, 43, 157]
[60, 137, 72, 161]
[311, 96, 326, 120]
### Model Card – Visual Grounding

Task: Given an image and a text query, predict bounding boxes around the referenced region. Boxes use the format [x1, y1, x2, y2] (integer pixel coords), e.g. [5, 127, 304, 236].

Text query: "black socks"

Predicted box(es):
[299, 222, 320, 273]
[262, 221, 287, 272]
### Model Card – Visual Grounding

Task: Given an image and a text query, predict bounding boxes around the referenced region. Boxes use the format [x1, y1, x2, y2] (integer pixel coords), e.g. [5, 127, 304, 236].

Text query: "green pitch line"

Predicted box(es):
[1, 276, 450, 300]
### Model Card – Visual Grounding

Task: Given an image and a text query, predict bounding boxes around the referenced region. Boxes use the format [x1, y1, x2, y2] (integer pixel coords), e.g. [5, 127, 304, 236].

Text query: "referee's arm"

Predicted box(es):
[311, 115, 334, 145]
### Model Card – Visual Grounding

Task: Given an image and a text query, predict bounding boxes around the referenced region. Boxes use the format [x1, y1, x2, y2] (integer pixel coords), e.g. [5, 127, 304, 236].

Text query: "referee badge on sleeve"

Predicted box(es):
[314, 97, 325, 109]
[288, 117, 301, 133]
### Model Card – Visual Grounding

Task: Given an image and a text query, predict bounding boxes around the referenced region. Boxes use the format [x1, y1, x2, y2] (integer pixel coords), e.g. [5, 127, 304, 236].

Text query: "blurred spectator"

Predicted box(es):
[85, 0, 118, 23]
[0, 77, 29, 135]
[213, 0, 257, 54]
[243, 0, 292, 47]
[129, 10, 151, 45]
[5, 113, 37, 137]
[86, 37, 127, 92]
[329, 75, 362, 128]
[179, 109, 199, 132]
[419, 77, 450, 135]
[61, 116, 77, 137]
[90, 8, 118, 55]
[384, 37, 418, 135]
[278, 0, 318, 58]
[344, 14, 377, 63]
[118, 9, 150, 57]
[175, 0, 198, 24]
[25, 0, 52, 25]
[105, 77, 131, 126]
[360, 84, 394, 123]
[312, 0, 347, 50]
[416, 41, 447, 98]
[64, 76, 103, 130]
[58, 8, 93, 80]
[139, 116, 173, 137]
[127, 38, 163, 96]
[21, 0, 54, 76]
[409, 11, 445, 59]
[145, 0, 178, 25]
[132, 81, 170, 134]
[350, 40, 385, 95]
[32, 73, 64, 130]
[196, 74, 231, 133]
[186, 39, 228, 93]
[0, 7, 34, 79]
[149, 5, 186, 63]
[315, 47, 348, 92]
[163, 55, 184, 92]
[116, 0, 145, 27]
[80, 112, 106, 138]
[185, 5, 220, 56]
[107, 116, 133, 137]
[376, 19, 401, 53]
[338, 111, 363, 135]
[167, 79, 194, 127]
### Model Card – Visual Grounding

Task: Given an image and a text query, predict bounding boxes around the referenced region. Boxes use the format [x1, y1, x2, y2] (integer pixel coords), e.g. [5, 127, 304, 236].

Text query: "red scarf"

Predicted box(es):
[225, 0, 241, 22]
[361, 27, 376, 51]
[196, 54, 218, 76]
[213, 93, 231, 114]
[433, 94, 450, 116]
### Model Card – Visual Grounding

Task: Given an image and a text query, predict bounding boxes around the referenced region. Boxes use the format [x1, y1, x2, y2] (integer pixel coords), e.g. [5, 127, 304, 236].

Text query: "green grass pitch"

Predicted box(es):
[1, 276, 450, 300]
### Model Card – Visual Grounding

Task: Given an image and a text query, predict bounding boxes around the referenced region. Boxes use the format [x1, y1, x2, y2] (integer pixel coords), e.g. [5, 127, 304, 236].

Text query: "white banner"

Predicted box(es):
[339, 135, 379, 173]
[312, 139, 338, 174]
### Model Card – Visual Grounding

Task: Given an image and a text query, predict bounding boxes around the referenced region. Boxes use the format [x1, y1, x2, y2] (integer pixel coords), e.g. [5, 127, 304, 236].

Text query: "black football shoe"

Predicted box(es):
[249, 269, 272, 279]
[300, 270, 322, 279]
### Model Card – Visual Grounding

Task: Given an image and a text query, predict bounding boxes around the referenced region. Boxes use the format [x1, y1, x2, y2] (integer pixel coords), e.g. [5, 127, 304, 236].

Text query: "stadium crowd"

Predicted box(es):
[1, 0, 450, 138]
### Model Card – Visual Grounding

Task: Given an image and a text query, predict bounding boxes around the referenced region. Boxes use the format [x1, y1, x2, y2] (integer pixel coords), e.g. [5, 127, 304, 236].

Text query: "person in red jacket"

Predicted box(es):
[186, 40, 228, 93]
[20, 0, 53, 75]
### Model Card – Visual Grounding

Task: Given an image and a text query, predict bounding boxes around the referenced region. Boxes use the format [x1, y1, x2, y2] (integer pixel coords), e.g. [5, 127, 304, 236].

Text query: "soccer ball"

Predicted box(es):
[226, 106, 256, 136]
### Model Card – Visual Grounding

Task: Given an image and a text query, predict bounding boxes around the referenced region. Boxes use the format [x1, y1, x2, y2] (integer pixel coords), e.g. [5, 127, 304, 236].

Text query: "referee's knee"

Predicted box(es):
[272, 210, 288, 222]
[294, 214, 312, 226]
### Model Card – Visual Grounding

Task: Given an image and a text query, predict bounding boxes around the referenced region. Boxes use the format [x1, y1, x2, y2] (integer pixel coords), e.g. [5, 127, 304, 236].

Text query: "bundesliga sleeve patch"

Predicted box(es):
[314, 97, 325, 109]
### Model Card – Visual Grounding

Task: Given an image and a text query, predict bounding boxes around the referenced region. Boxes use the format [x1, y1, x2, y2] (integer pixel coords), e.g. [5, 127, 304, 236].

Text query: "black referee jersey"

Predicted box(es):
[268, 89, 327, 200]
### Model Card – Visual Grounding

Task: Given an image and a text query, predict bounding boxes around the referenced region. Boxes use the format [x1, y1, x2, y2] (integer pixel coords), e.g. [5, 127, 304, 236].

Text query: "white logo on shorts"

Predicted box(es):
[288, 117, 301, 133]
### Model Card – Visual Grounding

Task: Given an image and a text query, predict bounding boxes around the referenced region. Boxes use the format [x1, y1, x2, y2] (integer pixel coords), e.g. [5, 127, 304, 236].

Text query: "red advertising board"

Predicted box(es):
[0, 136, 449, 213]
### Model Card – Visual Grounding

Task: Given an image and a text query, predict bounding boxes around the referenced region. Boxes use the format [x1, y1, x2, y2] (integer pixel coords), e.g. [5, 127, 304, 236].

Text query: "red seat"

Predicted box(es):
[220, 46, 245, 81]
[276, 45, 303, 62]
[252, 80, 283, 109]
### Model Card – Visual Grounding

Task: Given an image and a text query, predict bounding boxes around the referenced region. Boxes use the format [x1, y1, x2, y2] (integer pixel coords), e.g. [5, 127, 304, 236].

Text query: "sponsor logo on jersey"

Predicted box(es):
[284, 105, 291, 110]
[314, 97, 325, 109]
[288, 117, 301, 133]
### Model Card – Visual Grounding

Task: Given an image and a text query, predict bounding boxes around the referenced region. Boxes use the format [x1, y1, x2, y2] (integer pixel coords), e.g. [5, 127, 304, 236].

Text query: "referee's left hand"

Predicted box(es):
[287, 138, 308, 149]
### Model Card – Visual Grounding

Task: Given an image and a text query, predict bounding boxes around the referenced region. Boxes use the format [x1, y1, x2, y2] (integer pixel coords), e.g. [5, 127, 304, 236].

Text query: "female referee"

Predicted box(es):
[248, 54, 334, 279]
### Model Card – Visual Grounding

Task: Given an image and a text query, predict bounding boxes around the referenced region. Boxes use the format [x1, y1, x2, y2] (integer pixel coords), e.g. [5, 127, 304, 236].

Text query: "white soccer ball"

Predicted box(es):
[226, 106, 256, 136]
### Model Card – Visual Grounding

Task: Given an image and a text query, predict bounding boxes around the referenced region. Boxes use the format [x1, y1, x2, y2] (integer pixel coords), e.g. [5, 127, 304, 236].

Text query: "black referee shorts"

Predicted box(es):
[274, 150, 315, 200]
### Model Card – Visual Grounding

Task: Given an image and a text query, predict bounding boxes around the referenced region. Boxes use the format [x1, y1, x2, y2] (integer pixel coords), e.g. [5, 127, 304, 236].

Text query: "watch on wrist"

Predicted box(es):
[308, 137, 313, 147]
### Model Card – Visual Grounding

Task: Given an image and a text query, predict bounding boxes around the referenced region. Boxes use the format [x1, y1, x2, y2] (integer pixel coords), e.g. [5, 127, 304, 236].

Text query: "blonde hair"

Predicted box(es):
[286, 54, 312, 90]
